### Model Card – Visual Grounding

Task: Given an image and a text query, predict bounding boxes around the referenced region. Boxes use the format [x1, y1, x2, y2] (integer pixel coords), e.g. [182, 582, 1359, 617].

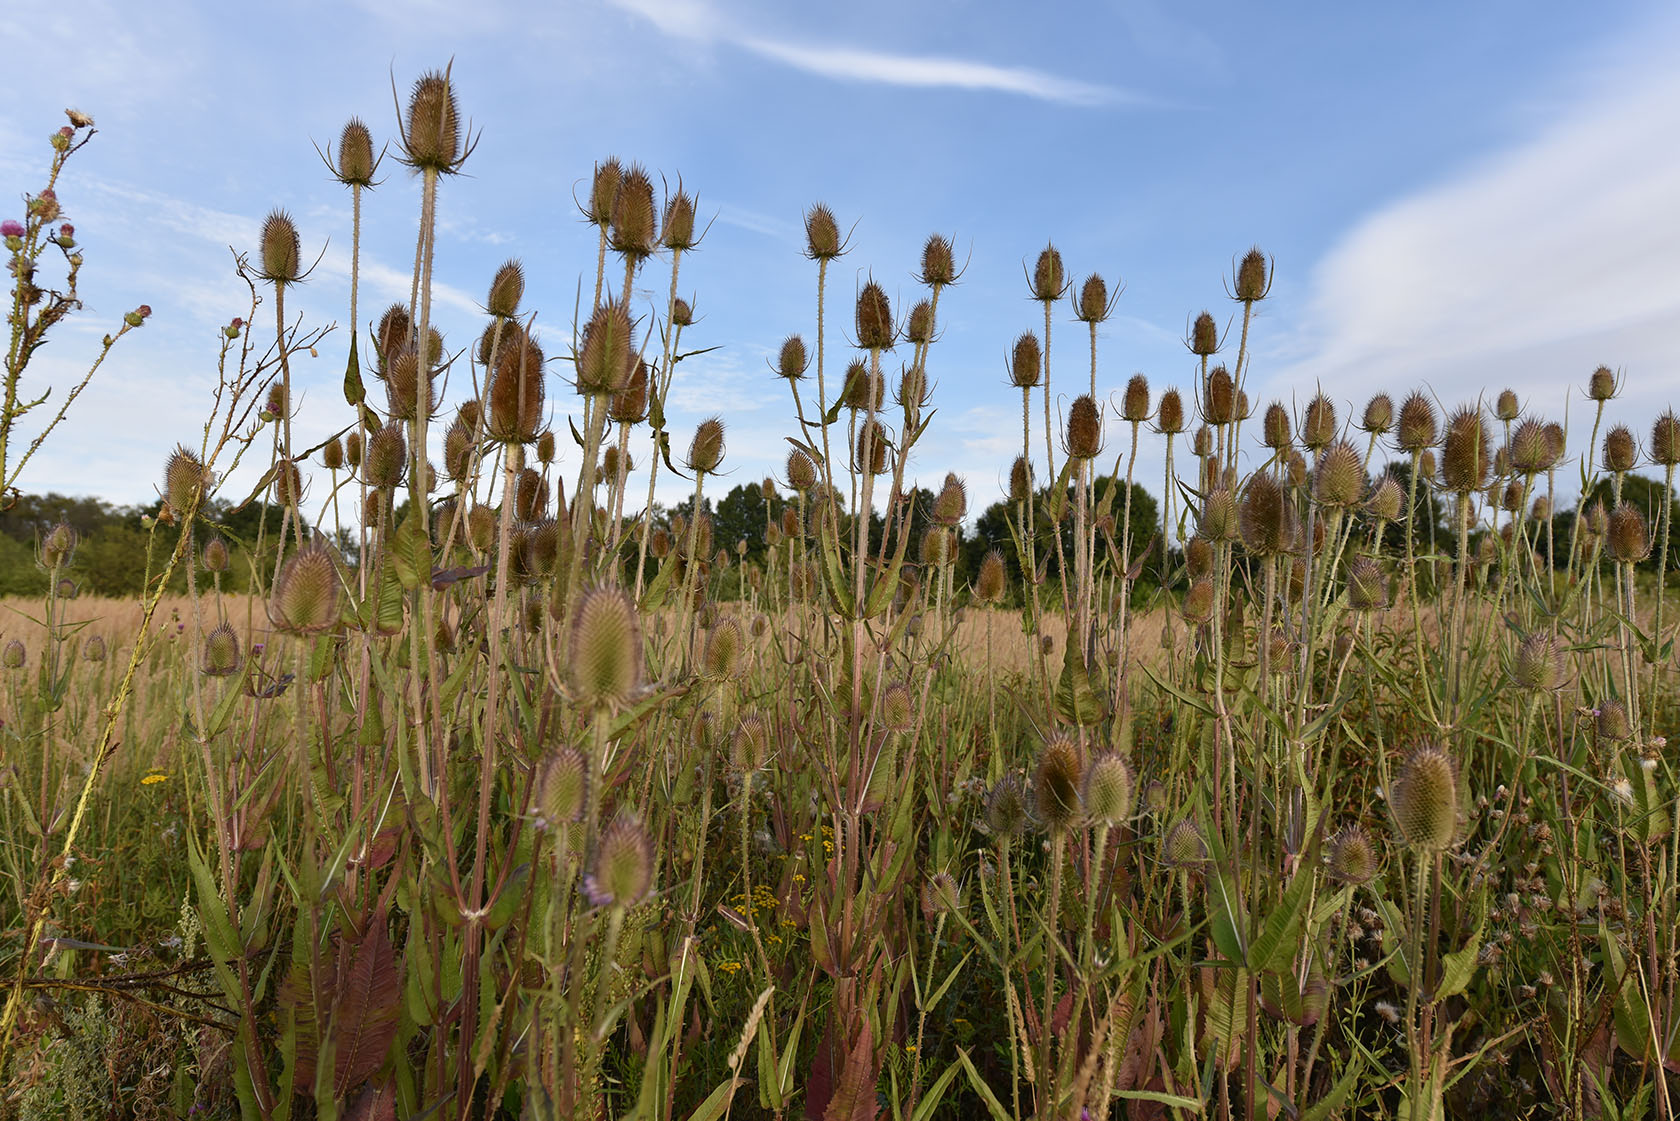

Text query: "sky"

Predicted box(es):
[5, 0, 1679, 522]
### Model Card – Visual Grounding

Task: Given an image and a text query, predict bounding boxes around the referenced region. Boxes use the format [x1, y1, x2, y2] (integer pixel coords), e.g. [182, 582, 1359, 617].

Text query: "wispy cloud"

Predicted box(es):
[610, 0, 1138, 107]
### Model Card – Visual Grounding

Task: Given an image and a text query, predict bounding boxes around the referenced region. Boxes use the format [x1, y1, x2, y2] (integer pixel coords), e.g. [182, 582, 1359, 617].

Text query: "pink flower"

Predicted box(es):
[0, 220, 23, 238]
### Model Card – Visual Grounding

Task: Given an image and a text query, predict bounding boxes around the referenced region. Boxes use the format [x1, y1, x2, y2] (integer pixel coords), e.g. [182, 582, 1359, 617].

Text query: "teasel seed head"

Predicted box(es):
[1263, 402, 1292, 449]
[905, 299, 934, 346]
[258, 209, 301, 285]
[837, 360, 877, 411]
[608, 165, 658, 260]
[1083, 754, 1134, 827]
[661, 184, 697, 251]
[932, 473, 968, 526]
[785, 449, 816, 492]
[1066, 394, 1102, 459]
[650, 526, 672, 559]
[1395, 391, 1437, 452]
[1284, 450, 1307, 490]
[855, 420, 889, 476]
[1153, 389, 1184, 436]
[920, 232, 956, 286]
[803, 203, 842, 260]
[332, 118, 376, 187]
[1240, 472, 1296, 556]
[1009, 331, 1041, 389]
[1035, 734, 1084, 834]
[918, 525, 954, 567]
[514, 467, 548, 521]
[685, 416, 726, 476]
[1031, 244, 1065, 302]
[777, 334, 808, 381]
[271, 458, 303, 508]
[1602, 425, 1636, 474]
[1512, 632, 1567, 692]
[1496, 388, 1521, 422]
[1367, 474, 1403, 522]
[2, 640, 24, 669]
[1122, 374, 1150, 422]
[1075, 273, 1110, 323]
[316, 436, 343, 473]
[986, 774, 1027, 838]
[485, 334, 545, 444]
[1313, 440, 1365, 508]
[1596, 698, 1632, 741]
[1650, 410, 1680, 467]
[1587, 365, 1617, 401]
[271, 545, 342, 635]
[1532, 494, 1551, 521]
[702, 614, 745, 679]
[1189, 310, 1218, 356]
[1390, 742, 1460, 852]
[586, 158, 623, 226]
[1607, 502, 1651, 563]
[82, 635, 105, 663]
[576, 300, 634, 396]
[375, 303, 412, 367]
[40, 522, 76, 570]
[567, 585, 642, 710]
[1201, 366, 1234, 426]
[486, 258, 525, 320]
[345, 430, 364, 470]
[975, 549, 1007, 603]
[1327, 825, 1378, 885]
[365, 425, 406, 489]
[164, 445, 209, 518]
[1345, 556, 1388, 612]
[1163, 818, 1208, 869]
[921, 871, 960, 919]
[536, 747, 588, 827]
[201, 535, 231, 574]
[1235, 247, 1269, 302]
[201, 622, 242, 677]
[1499, 479, 1523, 513]
[587, 815, 654, 909]
[1181, 577, 1215, 625]
[1440, 406, 1491, 493]
[855, 281, 894, 350]
[458, 505, 490, 554]
[880, 681, 915, 734]
[1508, 418, 1552, 476]
[1197, 489, 1239, 544]
[1009, 456, 1033, 504]
[1192, 425, 1213, 459]
[1301, 393, 1337, 451]
[731, 714, 771, 773]
[1185, 536, 1213, 579]
[402, 69, 462, 172]
[1361, 393, 1394, 435]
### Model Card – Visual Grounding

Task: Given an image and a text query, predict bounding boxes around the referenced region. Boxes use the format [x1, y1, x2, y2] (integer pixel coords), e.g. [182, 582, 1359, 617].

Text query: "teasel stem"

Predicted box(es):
[815, 258, 840, 542]
[1402, 847, 1433, 1121]
[567, 389, 612, 613]
[1448, 489, 1473, 717]
[1019, 385, 1051, 709]
[1228, 299, 1256, 473]
[633, 309, 686, 602]
[272, 285, 305, 554]
[1652, 460, 1674, 736]
[675, 462, 709, 673]
[1040, 830, 1067, 1116]
[1401, 450, 1439, 723]
[1112, 421, 1141, 739]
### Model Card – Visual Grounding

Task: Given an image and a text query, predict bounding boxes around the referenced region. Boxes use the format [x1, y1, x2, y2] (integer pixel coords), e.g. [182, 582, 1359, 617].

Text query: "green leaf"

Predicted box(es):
[1055, 642, 1106, 726]
[955, 1048, 1012, 1121]
[1301, 1056, 1362, 1121]
[343, 334, 365, 405]
[1209, 873, 1247, 965]
[1249, 867, 1313, 974]
[390, 503, 431, 592]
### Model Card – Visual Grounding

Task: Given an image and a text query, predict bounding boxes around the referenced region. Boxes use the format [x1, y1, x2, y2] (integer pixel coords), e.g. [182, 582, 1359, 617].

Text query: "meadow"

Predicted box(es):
[0, 70, 1677, 1120]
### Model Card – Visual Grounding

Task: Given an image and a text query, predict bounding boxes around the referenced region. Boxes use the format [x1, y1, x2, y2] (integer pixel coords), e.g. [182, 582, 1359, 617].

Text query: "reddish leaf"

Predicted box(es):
[332, 916, 401, 1098]
[823, 1029, 879, 1121]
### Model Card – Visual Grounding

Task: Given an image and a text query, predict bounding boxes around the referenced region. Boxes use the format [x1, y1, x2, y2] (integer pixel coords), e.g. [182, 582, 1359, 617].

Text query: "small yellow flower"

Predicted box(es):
[141, 772, 168, 786]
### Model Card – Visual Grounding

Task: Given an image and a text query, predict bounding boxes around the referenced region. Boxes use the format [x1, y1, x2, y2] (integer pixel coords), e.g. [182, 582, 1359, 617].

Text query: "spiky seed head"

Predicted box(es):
[685, 416, 726, 476]
[1199, 366, 1233, 426]
[609, 165, 658, 259]
[777, 335, 808, 381]
[486, 259, 524, 319]
[649, 526, 672, 560]
[730, 714, 771, 773]
[1532, 494, 1551, 521]
[932, 473, 968, 525]
[165, 445, 209, 517]
[1440, 406, 1491, 493]
[1, 640, 23, 669]
[1650, 411, 1680, 467]
[803, 202, 842, 260]
[1185, 536, 1213, 578]
[1508, 418, 1551, 476]
[1327, 826, 1378, 885]
[1031, 245, 1065, 302]
[1083, 754, 1134, 827]
[1196, 489, 1239, 544]
[847, 280, 893, 350]
[1366, 475, 1404, 522]
[1396, 392, 1437, 452]
[661, 186, 697, 251]
[1066, 394, 1102, 459]
[1495, 388, 1520, 421]
[527, 519, 564, 578]
[1607, 502, 1651, 563]
[1314, 441, 1365, 507]
[920, 233, 956, 286]
[258, 209, 301, 285]
[345, 430, 364, 469]
[1035, 734, 1083, 833]
[1192, 425, 1213, 459]
[1154, 389, 1185, 435]
[1418, 449, 1437, 482]
[1512, 632, 1567, 692]
[201, 622, 242, 677]
[1240, 472, 1296, 556]
[365, 425, 406, 489]
[487, 334, 545, 443]
[702, 615, 745, 679]
[443, 422, 472, 482]
[975, 549, 1007, 603]
[855, 420, 888, 476]
[384, 348, 427, 421]
[1596, 698, 1632, 741]
[881, 681, 915, 734]
[576, 300, 634, 396]
[376, 303, 412, 366]
[1010, 332, 1041, 389]
[603, 361, 647, 426]
[1189, 311, 1218, 356]
[1181, 577, 1215, 624]
[1345, 556, 1388, 612]
[1076, 273, 1109, 323]
[271, 458, 303, 508]
[457, 505, 490, 554]
[1122, 374, 1150, 422]
[1008, 456, 1033, 504]
[1499, 479, 1523, 513]
[318, 436, 344, 473]
[1236, 390, 1252, 421]
[82, 635, 105, 663]
[920, 525, 955, 567]
[1581, 499, 1608, 539]
[1361, 393, 1394, 435]
[836, 360, 876, 410]
[1602, 425, 1636, 474]
[1286, 451, 1309, 490]
[1587, 365, 1616, 401]
[1390, 743, 1459, 852]
[986, 775, 1027, 838]
[515, 467, 548, 521]
[40, 523, 76, 569]
[1163, 819, 1208, 868]
[905, 299, 934, 346]
[334, 118, 375, 186]
[1301, 393, 1337, 451]
[1235, 247, 1268, 301]
[586, 158, 623, 225]
[1263, 402, 1292, 449]
[785, 449, 816, 492]
[271, 546, 341, 635]
[535, 747, 588, 828]
[568, 586, 642, 709]
[921, 872, 959, 919]
[587, 816, 654, 908]
[403, 69, 461, 171]
[896, 364, 931, 410]
[202, 535, 231, 574]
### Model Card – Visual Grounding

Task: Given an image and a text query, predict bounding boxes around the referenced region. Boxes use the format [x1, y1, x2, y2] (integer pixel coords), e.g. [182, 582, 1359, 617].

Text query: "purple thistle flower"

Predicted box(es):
[1, 220, 24, 238]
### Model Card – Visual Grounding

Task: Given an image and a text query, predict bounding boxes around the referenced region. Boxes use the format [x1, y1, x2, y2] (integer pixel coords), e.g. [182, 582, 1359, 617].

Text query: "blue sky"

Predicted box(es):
[6, 0, 1679, 517]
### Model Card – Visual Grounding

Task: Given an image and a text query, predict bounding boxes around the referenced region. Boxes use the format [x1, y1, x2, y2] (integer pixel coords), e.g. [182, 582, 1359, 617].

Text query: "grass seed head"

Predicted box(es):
[1235, 247, 1268, 301]
[271, 546, 342, 634]
[1035, 734, 1084, 834]
[567, 585, 642, 709]
[1602, 425, 1636, 474]
[1390, 743, 1459, 852]
[587, 816, 654, 908]
[201, 622, 242, 677]
[486, 258, 524, 319]
[1189, 311, 1218, 356]
[403, 69, 461, 171]
[1587, 365, 1616, 401]
[1122, 374, 1151, 422]
[258, 209, 301, 285]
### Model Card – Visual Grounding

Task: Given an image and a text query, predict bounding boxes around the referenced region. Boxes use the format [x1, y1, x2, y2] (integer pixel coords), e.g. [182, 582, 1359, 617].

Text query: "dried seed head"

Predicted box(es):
[661, 185, 697, 251]
[567, 585, 642, 709]
[1192, 425, 1213, 459]
[464, 504, 495, 552]
[1185, 536, 1213, 579]
[1345, 556, 1388, 612]
[587, 815, 654, 908]
[1035, 734, 1084, 833]
[586, 158, 623, 226]
[1083, 754, 1134, 827]
[334, 118, 375, 187]
[488, 332, 546, 443]
[1198, 489, 1240, 543]
[576, 300, 635, 396]
[376, 303, 412, 365]
[1189, 311, 1218, 356]
[1396, 392, 1437, 452]
[258, 209, 301, 284]
[1075, 273, 1109, 323]
[1122, 374, 1150, 422]
[896, 365, 930, 410]
[777, 335, 808, 381]
[785, 449, 816, 492]
[1010, 332, 1041, 389]
[1313, 441, 1365, 507]
[1263, 402, 1292, 449]
[201, 622, 242, 677]
[1156, 389, 1185, 435]
[803, 203, 842, 260]
[920, 525, 955, 567]
[1328, 826, 1378, 885]
[921, 871, 960, 918]
[932, 473, 968, 526]
[344, 429, 364, 470]
[536, 747, 588, 826]
[1512, 632, 1567, 692]
[1235, 247, 1268, 302]
[1240, 472, 1296, 556]
[1361, 393, 1394, 435]
[1495, 388, 1521, 422]
[515, 467, 548, 521]
[905, 299, 934, 345]
[1390, 742, 1459, 852]
[40, 523, 76, 569]
[702, 615, 745, 679]
[1031, 245, 1065, 302]
[1651, 411, 1680, 467]
[650, 526, 672, 559]
[523, 518, 561, 578]
[165, 444, 209, 517]
[202, 535, 231, 574]
[1606, 502, 1651, 563]
[608, 165, 658, 259]
[403, 69, 462, 171]
[881, 681, 915, 734]
[840, 360, 881, 410]
[671, 297, 693, 327]
[921, 233, 956, 286]
[686, 417, 726, 475]
[1587, 365, 1617, 401]
[1499, 479, 1524, 513]
[855, 281, 894, 350]
[1066, 394, 1102, 459]
[1301, 394, 1337, 451]
[975, 549, 1007, 603]
[271, 458, 303, 508]
[1009, 456, 1033, 504]
[1602, 425, 1636, 474]
[365, 425, 406, 489]
[443, 421, 473, 482]
[1367, 475, 1403, 522]
[1163, 819, 1208, 869]
[486, 258, 524, 319]
[271, 545, 342, 634]
[854, 420, 889, 476]
[1509, 418, 1552, 475]
[384, 347, 432, 422]
[1203, 366, 1235, 425]
[731, 714, 771, 773]
[987, 774, 1027, 838]
[1181, 577, 1215, 625]
[82, 635, 105, 663]
[1531, 494, 1551, 521]
[1286, 450, 1308, 489]
[2, 640, 24, 670]
[1418, 449, 1437, 481]
[320, 437, 344, 472]
[1440, 406, 1491, 493]
[1596, 698, 1632, 741]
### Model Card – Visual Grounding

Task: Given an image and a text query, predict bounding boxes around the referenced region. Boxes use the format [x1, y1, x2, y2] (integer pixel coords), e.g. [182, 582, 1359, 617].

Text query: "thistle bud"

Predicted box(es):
[1235, 247, 1268, 302]
[1203, 366, 1234, 425]
[1345, 556, 1388, 612]
[777, 334, 808, 381]
[1587, 365, 1616, 401]
[1301, 393, 1337, 451]
[1313, 441, 1365, 507]
[1440, 406, 1491, 493]
[1361, 393, 1394, 435]
[270, 545, 342, 634]
[1066, 394, 1102, 459]
[608, 165, 658, 260]
[1602, 425, 1636, 474]
[1606, 502, 1651, 563]
[586, 816, 654, 908]
[403, 69, 461, 172]
[333, 118, 375, 187]
[1122, 374, 1150, 422]
[1083, 754, 1134, 827]
[855, 282, 894, 350]
[975, 549, 1007, 603]
[1035, 734, 1083, 833]
[1327, 826, 1377, 885]
[803, 203, 842, 260]
[1390, 743, 1459, 852]
[576, 301, 634, 396]
[1189, 311, 1218, 356]
[686, 417, 725, 475]
[201, 622, 243, 677]
[567, 585, 642, 709]
[1512, 632, 1567, 692]
[365, 425, 406, 489]
[258, 209, 301, 284]
[1031, 245, 1065, 302]
[487, 259, 524, 319]
[1075, 273, 1109, 323]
